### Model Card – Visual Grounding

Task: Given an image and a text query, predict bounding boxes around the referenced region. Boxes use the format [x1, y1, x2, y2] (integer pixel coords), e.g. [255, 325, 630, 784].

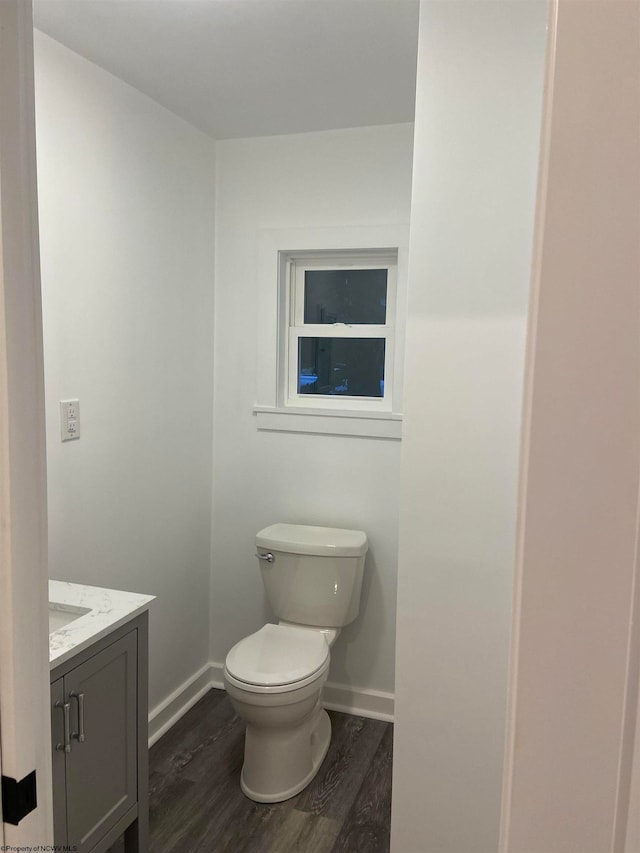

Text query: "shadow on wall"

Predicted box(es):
[333, 548, 383, 687]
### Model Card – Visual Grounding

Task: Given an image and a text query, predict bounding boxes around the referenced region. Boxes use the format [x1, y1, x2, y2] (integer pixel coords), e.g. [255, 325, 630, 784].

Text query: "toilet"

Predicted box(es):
[223, 522, 368, 803]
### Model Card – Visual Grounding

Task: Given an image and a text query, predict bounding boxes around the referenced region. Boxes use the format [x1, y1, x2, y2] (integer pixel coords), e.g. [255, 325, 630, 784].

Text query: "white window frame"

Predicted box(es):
[285, 251, 397, 413]
[253, 225, 408, 439]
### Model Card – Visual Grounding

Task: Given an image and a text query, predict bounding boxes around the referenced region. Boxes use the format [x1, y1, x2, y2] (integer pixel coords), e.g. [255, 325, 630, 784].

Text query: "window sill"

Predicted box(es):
[253, 406, 403, 440]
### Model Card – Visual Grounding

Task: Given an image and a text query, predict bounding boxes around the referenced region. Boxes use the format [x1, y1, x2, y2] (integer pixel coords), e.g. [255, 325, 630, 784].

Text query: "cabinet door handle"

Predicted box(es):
[70, 691, 85, 743]
[55, 701, 72, 753]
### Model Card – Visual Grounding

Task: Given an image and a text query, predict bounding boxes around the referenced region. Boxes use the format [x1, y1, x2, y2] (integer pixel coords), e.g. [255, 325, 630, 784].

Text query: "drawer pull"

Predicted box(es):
[70, 691, 85, 743]
[55, 701, 71, 753]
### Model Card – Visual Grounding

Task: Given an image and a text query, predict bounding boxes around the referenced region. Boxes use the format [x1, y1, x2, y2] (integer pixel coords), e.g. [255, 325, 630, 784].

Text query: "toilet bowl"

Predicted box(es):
[223, 622, 334, 802]
[224, 523, 368, 803]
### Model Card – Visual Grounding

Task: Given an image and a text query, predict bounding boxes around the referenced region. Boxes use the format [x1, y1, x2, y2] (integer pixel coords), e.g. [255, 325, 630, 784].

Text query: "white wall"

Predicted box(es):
[34, 32, 216, 711]
[391, 3, 547, 851]
[211, 124, 414, 707]
[502, 2, 640, 850]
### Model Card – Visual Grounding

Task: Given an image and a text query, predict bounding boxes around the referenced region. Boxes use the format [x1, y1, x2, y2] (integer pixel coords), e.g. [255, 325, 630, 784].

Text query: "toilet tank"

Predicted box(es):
[255, 523, 368, 628]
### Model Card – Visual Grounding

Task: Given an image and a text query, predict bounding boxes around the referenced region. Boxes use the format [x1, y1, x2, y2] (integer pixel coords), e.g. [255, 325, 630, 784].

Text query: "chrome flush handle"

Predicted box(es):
[255, 552, 274, 563]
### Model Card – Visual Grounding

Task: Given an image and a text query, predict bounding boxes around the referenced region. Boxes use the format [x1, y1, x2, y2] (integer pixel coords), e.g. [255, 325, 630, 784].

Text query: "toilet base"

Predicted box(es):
[240, 707, 331, 804]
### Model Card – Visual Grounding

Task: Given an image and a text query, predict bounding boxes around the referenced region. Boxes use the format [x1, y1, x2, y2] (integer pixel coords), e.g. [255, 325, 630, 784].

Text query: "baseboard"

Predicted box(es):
[148, 663, 394, 747]
[148, 663, 215, 747]
[210, 661, 225, 690]
[209, 661, 394, 722]
[323, 682, 394, 722]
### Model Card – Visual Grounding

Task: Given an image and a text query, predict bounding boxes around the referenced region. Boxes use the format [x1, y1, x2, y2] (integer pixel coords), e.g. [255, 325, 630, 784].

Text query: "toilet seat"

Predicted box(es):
[225, 623, 330, 694]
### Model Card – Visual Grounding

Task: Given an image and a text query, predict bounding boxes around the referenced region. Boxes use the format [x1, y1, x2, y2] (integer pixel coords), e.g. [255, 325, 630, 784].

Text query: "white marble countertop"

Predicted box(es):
[49, 580, 155, 670]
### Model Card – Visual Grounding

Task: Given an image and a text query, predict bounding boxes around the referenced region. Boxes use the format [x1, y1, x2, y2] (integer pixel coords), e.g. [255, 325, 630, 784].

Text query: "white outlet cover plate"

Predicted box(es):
[60, 399, 80, 441]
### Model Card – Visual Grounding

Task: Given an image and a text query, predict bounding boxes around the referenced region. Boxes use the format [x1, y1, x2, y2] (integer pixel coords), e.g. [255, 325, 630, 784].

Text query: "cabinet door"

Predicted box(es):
[64, 631, 137, 853]
[51, 677, 68, 845]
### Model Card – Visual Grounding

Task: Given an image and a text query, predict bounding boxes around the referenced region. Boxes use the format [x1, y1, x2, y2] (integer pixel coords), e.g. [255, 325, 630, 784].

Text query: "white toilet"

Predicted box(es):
[223, 522, 368, 803]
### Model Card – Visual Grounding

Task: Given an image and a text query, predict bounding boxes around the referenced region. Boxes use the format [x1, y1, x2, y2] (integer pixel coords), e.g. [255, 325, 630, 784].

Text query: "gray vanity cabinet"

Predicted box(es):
[51, 614, 149, 853]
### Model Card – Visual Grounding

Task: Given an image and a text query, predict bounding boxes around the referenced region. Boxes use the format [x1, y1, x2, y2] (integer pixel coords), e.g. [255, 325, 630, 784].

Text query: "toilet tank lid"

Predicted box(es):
[256, 523, 368, 557]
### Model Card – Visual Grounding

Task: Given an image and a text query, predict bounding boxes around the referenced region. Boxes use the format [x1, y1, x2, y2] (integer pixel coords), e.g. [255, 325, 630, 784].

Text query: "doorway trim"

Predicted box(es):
[0, 0, 52, 844]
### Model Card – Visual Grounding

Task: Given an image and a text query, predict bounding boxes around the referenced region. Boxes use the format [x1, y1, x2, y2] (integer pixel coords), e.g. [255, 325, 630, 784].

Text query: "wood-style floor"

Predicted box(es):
[147, 688, 393, 853]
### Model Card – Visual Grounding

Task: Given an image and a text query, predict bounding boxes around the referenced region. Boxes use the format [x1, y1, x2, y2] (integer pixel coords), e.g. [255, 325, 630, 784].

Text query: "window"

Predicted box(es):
[285, 252, 397, 412]
[254, 225, 407, 439]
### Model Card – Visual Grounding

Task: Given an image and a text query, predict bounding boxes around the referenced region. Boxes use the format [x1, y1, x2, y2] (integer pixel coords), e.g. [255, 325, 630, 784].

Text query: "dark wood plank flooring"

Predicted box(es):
[146, 688, 393, 853]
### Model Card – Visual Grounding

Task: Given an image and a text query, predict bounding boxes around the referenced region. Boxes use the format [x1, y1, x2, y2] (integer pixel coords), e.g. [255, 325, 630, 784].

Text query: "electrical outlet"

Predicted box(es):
[60, 399, 80, 442]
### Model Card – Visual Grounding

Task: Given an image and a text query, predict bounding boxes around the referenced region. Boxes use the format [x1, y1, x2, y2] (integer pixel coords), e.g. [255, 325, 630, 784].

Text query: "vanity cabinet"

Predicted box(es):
[50, 613, 149, 853]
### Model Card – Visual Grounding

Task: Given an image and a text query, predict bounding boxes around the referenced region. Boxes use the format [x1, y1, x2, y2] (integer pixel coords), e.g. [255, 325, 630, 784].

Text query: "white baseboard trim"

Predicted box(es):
[148, 663, 215, 747]
[323, 682, 394, 722]
[148, 662, 395, 746]
[210, 661, 225, 690]
[208, 661, 394, 722]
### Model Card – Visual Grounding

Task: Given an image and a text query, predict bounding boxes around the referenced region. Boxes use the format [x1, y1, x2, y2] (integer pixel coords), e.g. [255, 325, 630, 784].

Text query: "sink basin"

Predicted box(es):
[49, 602, 91, 634]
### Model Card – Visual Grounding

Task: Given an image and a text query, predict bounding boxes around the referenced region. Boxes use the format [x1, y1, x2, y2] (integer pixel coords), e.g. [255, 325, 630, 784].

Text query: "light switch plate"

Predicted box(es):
[60, 399, 80, 442]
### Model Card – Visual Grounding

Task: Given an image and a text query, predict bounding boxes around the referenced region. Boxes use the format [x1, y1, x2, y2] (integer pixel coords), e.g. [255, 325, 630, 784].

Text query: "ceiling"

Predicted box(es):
[33, 0, 420, 140]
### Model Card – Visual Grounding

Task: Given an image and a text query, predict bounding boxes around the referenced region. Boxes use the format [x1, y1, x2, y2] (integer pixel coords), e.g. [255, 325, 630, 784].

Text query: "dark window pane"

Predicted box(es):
[298, 338, 385, 397]
[304, 269, 387, 324]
